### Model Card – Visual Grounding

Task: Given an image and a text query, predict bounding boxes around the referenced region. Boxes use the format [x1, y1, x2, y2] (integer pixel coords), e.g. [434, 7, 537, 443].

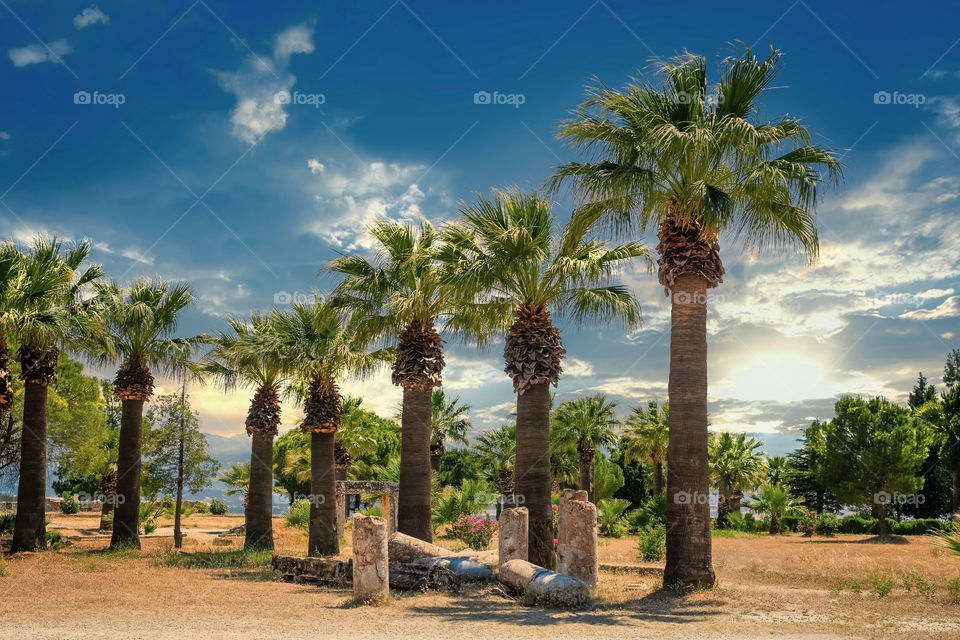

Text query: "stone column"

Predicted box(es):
[498, 507, 528, 570]
[335, 492, 345, 540]
[352, 514, 389, 601]
[557, 489, 587, 573]
[383, 492, 399, 534]
[557, 498, 597, 587]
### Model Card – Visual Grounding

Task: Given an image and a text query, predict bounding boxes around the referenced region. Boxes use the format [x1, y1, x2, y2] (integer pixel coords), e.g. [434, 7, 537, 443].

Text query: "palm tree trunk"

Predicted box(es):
[308, 430, 338, 556]
[876, 502, 888, 539]
[398, 385, 432, 542]
[663, 274, 716, 589]
[716, 489, 732, 529]
[245, 430, 274, 550]
[578, 442, 595, 503]
[953, 470, 959, 515]
[173, 428, 184, 549]
[11, 382, 49, 552]
[515, 382, 554, 570]
[769, 513, 780, 535]
[653, 460, 664, 496]
[111, 398, 144, 549]
[98, 472, 116, 531]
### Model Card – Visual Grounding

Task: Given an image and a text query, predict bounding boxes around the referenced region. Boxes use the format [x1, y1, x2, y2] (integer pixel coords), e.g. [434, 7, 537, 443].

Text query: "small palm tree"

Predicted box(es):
[552, 394, 619, 502]
[745, 484, 802, 534]
[9, 237, 102, 552]
[473, 425, 515, 518]
[218, 462, 251, 507]
[551, 47, 842, 588]
[622, 401, 669, 496]
[430, 389, 471, 472]
[327, 219, 480, 543]
[205, 312, 288, 550]
[268, 294, 390, 556]
[709, 432, 767, 529]
[441, 188, 650, 568]
[766, 456, 788, 488]
[90, 278, 202, 550]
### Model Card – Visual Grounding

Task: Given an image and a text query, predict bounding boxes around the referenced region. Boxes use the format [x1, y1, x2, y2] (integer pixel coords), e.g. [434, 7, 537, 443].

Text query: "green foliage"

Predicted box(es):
[892, 518, 943, 535]
[822, 397, 933, 530]
[0, 512, 14, 534]
[209, 499, 228, 515]
[596, 498, 630, 538]
[636, 524, 666, 562]
[946, 576, 960, 603]
[785, 420, 839, 514]
[625, 492, 666, 532]
[745, 484, 802, 534]
[58, 493, 80, 515]
[936, 521, 960, 559]
[141, 392, 219, 498]
[909, 372, 937, 408]
[152, 548, 272, 569]
[217, 462, 250, 502]
[0, 552, 7, 576]
[285, 499, 310, 533]
[870, 570, 894, 598]
[593, 452, 625, 502]
[139, 500, 165, 535]
[814, 512, 840, 536]
[46, 530, 65, 550]
[709, 432, 767, 527]
[438, 448, 481, 488]
[432, 479, 494, 531]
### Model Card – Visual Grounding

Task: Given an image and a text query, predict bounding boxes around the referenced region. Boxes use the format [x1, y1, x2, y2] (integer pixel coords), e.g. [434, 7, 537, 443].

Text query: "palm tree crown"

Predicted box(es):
[622, 401, 669, 494]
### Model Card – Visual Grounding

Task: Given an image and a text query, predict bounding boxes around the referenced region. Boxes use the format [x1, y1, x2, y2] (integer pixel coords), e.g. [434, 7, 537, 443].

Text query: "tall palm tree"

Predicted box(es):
[205, 312, 288, 550]
[441, 188, 649, 568]
[10, 237, 102, 552]
[473, 424, 515, 518]
[91, 278, 202, 549]
[268, 294, 390, 556]
[430, 389, 471, 472]
[327, 219, 477, 543]
[622, 401, 669, 495]
[552, 394, 619, 502]
[551, 47, 842, 588]
[708, 432, 767, 529]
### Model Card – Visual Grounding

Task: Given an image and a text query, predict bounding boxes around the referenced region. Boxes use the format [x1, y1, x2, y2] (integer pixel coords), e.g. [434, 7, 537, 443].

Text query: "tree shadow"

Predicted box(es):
[801, 535, 911, 545]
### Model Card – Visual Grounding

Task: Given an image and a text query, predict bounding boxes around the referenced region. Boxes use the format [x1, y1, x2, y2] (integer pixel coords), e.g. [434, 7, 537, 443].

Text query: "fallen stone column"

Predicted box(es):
[387, 531, 453, 563]
[498, 559, 590, 607]
[557, 499, 598, 587]
[353, 514, 389, 601]
[498, 507, 528, 570]
[413, 556, 493, 581]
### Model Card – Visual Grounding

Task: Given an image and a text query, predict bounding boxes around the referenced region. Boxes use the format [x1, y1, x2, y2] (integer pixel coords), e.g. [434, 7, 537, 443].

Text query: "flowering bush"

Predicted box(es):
[450, 513, 498, 550]
[209, 499, 228, 515]
[59, 493, 80, 515]
[552, 503, 559, 543]
[797, 510, 838, 537]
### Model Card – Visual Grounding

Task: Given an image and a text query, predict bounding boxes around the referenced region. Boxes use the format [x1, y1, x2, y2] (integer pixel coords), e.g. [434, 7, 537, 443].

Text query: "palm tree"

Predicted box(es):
[441, 188, 649, 568]
[430, 389, 471, 472]
[91, 278, 202, 550]
[473, 425, 515, 518]
[622, 401, 669, 496]
[709, 432, 767, 529]
[766, 456, 788, 488]
[218, 462, 251, 507]
[204, 312, 288, 550]
[327, 219, 478, 543]
[552, 394, 619, 502]
[268, 294, 390, 556]
[0, 243, 23, 410]
[551, 47, 842, 588]
[10, 237, 102, 552]
[745, 484, 802, 534]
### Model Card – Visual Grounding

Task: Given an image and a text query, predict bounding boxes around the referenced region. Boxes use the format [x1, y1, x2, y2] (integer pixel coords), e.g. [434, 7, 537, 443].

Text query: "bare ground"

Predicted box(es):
[1, 514, 959, 639]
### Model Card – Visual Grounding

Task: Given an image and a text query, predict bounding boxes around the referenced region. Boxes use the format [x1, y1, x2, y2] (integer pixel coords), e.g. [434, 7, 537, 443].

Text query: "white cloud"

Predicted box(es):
[73, 7, 109, 29]
[0, 131, 9, 140]
[564, 357, 595, 378]
[473, 401, 515, 427]
[443, 353, 504, 390]
[307, 158, 325, 174]
[8, 40, 72, 67]
[215, 23, 315, 145]
[304, 160, 432, 250]
[900, 296, 960, 320]
[590, 376, 667, 401]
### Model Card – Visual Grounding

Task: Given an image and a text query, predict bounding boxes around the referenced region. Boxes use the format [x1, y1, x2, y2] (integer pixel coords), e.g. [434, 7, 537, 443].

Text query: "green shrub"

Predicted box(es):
[814, 512, 839, 536]
[915, 574, 938, 598]
[431, 479, 493, 531]
[838, 516, 875, 534]
[892, 518, 943, 536]
[636, 524, 666, 562]
[209, 499, 228, 515]
[46, 530, 65, 550]
[596, 498, 630, 538]
[59, 493, 80, 515]
[870, 570, 893, 597]
[946, 576, 960, 603]
[0, 552, 6, 576]
[194, 501, 209, 514]
[139, 501, 165, 535]
[285, 500, 310, 533]
[0, 513, 14, 535]
[779, 514, 800, 533]
[936, 521, 960, 559]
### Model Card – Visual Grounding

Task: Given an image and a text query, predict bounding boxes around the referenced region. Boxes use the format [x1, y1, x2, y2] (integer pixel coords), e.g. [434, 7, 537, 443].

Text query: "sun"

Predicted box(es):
[712, 353, 838, 404]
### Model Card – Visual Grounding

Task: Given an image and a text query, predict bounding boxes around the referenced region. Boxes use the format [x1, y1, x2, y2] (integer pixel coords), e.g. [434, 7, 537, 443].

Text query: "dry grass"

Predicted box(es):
[1, 516, 959, 639]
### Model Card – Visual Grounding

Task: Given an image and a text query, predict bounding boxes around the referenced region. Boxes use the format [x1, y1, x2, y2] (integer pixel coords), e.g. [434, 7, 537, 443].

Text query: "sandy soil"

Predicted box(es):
[1, 515, 959, 639]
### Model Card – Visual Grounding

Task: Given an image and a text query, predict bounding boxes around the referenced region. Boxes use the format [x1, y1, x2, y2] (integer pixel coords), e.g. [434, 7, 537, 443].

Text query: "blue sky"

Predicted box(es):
[2, 1, 960, 458]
